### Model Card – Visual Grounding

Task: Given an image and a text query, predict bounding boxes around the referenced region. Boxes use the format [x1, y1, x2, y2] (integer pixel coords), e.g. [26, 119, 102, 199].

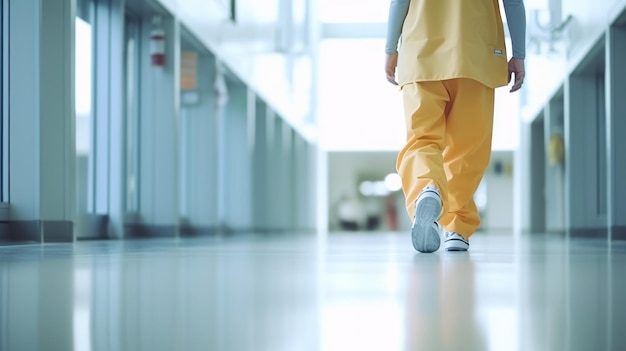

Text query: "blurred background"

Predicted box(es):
[3, 1, 626, 350]
[2, 0, 624, 242]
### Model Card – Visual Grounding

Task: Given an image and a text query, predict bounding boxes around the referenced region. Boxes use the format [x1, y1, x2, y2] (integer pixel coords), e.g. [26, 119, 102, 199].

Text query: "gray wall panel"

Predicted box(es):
[139, 15, 179, 229]
[180, 52, 218, 230]
[607, 24, 626, 239]
[222, 84, 252, 231]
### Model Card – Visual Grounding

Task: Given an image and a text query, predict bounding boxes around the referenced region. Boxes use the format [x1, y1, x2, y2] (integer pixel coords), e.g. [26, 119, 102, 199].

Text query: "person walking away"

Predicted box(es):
[384, 0, 526, 252]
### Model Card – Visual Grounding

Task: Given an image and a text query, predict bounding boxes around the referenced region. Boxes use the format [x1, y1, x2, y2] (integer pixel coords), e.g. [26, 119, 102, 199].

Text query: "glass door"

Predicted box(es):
[124, 15, 141, 216]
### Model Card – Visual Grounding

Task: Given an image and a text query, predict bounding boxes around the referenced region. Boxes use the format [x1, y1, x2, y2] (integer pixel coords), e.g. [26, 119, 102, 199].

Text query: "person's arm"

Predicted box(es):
[503, 0, 526, 59]
[385, 0, 410, 85]
[503, 0, 526, 92]
[385, 0, 410, 54]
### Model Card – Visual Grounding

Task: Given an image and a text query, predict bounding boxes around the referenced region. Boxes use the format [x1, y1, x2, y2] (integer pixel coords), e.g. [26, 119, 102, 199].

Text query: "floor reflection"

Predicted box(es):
[0, 233, 625, 351]
[415, 254, 483, 350]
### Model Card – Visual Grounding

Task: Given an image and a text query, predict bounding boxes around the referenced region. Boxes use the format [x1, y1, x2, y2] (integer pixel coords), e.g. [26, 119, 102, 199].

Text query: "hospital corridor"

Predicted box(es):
[1, 0, 626, 350]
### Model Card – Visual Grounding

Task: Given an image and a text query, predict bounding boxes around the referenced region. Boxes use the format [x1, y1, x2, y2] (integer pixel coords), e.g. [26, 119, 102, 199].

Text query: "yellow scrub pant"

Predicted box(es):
[397, 78, 494, 239]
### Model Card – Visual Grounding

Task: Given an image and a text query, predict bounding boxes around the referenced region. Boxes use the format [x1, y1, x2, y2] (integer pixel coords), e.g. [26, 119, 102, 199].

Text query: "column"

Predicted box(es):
[219, 83, 253, 232]
[544, 94, 565, 233]
[252, 98, 270, 232]
[607, 12, 626, 351]
[273, 117, 294, 232]
[606, 24, 626, 241]
[6, 0, 75, 242]
[264, 108, 281, 232]
[530, 116, 546, 233]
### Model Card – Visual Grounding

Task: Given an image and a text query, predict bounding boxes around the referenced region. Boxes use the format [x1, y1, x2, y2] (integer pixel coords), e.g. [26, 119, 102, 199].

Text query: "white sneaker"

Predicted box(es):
[444, 232, 469, 251]
[411, 186, 442, 253]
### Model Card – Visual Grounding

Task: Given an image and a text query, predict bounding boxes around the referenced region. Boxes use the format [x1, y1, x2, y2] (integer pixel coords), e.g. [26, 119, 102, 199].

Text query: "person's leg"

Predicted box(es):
[396, 81, 449, 219]
[397, 81, 451, 252]
[438, 79, 495, 240]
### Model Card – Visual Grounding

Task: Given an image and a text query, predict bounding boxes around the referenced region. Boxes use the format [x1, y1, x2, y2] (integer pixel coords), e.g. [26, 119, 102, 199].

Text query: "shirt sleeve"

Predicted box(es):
[385, 0, 410, 54]
[503, 0, 527, 59]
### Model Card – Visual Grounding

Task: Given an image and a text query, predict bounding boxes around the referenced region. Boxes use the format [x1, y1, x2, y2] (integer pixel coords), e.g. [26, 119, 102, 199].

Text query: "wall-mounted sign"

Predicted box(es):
[180, 51, 197, 90]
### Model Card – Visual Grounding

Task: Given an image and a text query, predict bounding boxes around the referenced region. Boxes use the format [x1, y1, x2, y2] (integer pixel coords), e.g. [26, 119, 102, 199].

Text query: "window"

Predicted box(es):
[75, 18, 92, 158]
[75, 13, 94, 237]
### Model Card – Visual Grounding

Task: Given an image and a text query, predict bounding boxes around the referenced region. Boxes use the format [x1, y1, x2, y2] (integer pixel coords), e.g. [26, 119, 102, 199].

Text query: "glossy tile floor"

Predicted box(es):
[1, 232, 625, 351]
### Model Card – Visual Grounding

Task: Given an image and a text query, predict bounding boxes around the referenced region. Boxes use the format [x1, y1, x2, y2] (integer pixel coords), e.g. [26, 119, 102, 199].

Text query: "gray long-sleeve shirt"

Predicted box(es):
[385, 0, 526, 59]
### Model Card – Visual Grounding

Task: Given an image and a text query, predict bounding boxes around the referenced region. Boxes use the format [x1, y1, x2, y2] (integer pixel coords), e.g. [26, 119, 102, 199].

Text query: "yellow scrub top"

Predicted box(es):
[397, 0, 509, 89]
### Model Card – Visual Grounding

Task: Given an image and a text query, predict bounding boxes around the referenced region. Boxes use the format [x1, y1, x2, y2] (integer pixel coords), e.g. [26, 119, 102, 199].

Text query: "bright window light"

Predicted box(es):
[359, 181, 375, 196]
[318, 0, 389, 23]
[75, 18, 91, 117]
[359, 180, 391, 197]
[318, 39, 405, 151]
[384, 173, 402, 192]
[75, 17, 92, 156]
[318, 38, 520, 151]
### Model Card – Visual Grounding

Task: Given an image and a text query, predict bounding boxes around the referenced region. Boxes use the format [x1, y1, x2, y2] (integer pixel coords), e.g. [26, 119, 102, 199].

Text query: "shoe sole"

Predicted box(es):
[445, 246, 468, 252]
[444, 238, 469, 252]
[411, 191, 441, 253]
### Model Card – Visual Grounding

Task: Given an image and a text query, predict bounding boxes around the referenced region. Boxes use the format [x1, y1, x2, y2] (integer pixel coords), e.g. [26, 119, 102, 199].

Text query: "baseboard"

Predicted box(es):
[179, 226, 219, 237]
[42, 221, 74, 242]
[125, 224, 177, 238]
[611, 226, 626, 241]
[568, 227, 608, 239]
[0, 220, 73, 244]
[76, 214, 110, 240]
